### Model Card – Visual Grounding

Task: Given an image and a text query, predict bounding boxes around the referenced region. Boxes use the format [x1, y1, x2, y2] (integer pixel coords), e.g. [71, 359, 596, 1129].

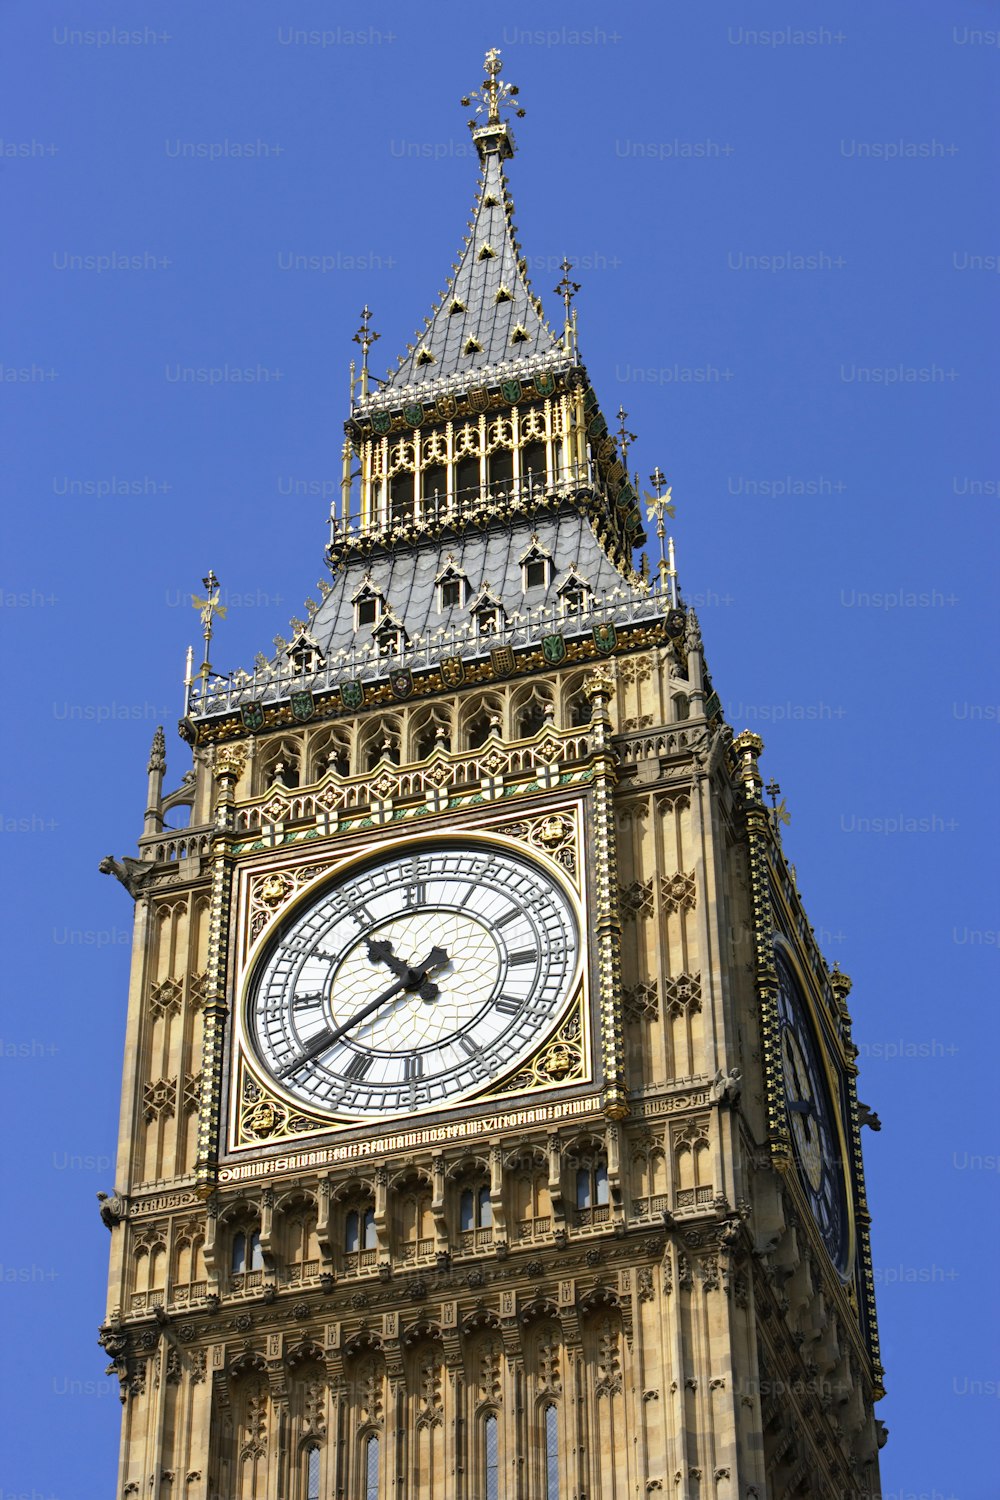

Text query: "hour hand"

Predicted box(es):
[366, 937, 409, 980]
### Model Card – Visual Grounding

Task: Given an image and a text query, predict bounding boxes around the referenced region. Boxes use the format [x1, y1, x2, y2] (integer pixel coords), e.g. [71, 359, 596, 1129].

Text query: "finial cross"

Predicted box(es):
[616, 405, 639, 467]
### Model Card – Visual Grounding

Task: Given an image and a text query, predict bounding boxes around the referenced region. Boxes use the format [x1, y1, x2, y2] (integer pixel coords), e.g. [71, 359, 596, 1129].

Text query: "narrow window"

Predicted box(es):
[362, 1208, 377, 1250]
[488, 447, 513, 496]
[544, 1404, 559, 1500]
[345, 1210, 360, 1254]
[478, 1185, 493, 1228]
[522, 440, 546, 493]
[357, 594, 378, 628]
[524, 557, 547, 589]
[595, 1161, 610, 1207]
[231, 1232, 247, 1274]
[440, 575, 462, 610]
[249, 1230, 264, 1271]
[460, 1189, 475, 1233]
[456, 454, 479, 500]
[365, 1434, 380, 1500]
[423, 464, 447, 515]
[305, 1445, 321, 1500]
[484, 1412, 499, 1500]
[576, 1168, 591, 1211]
[390, 472, 413, 522]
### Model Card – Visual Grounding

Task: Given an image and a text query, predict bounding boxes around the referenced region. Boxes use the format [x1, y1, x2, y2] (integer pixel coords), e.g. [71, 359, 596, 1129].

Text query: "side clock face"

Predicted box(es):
[246, 841, 580, 1119]
[775, 952, 850, 1275]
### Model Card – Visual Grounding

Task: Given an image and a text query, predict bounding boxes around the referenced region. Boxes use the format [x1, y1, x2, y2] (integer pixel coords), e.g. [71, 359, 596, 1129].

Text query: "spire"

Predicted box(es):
[372, 49, 564, 399]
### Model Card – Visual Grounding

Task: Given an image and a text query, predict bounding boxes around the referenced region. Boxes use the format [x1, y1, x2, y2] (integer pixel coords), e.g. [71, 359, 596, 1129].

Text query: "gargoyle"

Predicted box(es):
[99, 855, 158, 900]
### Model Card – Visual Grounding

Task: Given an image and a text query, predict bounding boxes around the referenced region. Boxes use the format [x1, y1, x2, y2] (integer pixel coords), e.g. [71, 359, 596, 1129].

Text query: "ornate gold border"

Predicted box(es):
[224, 798, 594, 1154]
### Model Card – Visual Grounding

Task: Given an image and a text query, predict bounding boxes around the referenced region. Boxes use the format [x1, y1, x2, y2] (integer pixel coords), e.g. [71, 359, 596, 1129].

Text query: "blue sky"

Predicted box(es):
[2, 2, 997, 1495]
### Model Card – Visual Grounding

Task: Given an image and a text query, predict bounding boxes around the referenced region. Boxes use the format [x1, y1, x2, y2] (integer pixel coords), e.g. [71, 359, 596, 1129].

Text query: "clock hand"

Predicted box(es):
[278, 945, 451, 1076]
[787, 1099, 814, 1115]
[365, 937, 410, 981]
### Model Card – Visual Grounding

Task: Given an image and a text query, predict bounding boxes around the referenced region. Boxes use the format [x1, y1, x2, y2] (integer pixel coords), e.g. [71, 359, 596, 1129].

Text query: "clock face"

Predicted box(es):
[775, 951, 850, 1275]
[245, 840, 580, 1119]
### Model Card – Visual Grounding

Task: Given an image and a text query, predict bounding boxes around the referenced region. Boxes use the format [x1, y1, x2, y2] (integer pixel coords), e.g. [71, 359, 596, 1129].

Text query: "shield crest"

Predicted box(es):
[490, 644, 515, 678]
[666, 608, 686, 638]
[501, 377, 522, 405]
[290, 689, 315, 723]
[340, 679, 365, 711]
[390, 667, 413, 700]
[468, 386, 490, 413]
[593, 622, 618, 655]
[543, 633, 567, 665]
[535, 371, 556, 397]
[403, 403, 424, 428]
[440, 656, 465, 688]
[241, 701, 264, 732]
[435, 393, 457, 420]
[372, 411, 391, 435]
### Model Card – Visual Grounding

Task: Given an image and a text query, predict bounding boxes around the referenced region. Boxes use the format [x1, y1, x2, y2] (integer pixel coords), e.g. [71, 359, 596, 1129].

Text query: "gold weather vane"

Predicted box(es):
[353, 306, 380, 398]
[765, 779, 792, 830]
[461, 48, 526, 130]
[554, 258, 581, 357]
[644, 466, 677, 590]
[191, 570, 227, 687]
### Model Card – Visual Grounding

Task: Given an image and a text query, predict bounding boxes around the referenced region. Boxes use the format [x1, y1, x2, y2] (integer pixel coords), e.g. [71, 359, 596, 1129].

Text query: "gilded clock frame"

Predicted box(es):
[223, 794, 597, 1155]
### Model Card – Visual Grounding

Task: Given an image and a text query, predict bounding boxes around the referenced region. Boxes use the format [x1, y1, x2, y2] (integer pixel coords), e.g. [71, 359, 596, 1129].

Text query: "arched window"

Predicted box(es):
[364, 1433, 380, 1500]
[304, 1444, 321, 1500]
[544, 1403, 559, 1500]
[483, 1411, 499, 1500]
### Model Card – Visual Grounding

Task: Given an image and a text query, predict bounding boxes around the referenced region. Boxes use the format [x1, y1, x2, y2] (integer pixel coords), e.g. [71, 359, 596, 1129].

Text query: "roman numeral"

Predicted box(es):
[495, 907, 521, 928]
[404, 1055, 423, 1080]
[458, 1036, 479, 1058]
[292, 990, 324, 1008]
[495, 998, 521, 1015]
[507, 948, 537, 966]
[405, 882, 426, 908]
[342, 1053, 372, 1081]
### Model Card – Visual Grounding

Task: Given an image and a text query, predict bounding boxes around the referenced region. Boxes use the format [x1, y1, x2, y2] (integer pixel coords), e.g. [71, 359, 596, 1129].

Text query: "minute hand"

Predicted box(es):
[278, 948, 449, 1078]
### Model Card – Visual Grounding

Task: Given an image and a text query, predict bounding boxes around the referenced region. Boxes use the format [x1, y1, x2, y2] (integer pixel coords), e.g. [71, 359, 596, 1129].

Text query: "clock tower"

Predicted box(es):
[100, 50, 885, 1500]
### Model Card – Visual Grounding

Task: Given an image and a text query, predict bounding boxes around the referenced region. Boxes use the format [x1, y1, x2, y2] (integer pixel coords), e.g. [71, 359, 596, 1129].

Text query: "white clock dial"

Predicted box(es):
[246, 842, 580, 1118]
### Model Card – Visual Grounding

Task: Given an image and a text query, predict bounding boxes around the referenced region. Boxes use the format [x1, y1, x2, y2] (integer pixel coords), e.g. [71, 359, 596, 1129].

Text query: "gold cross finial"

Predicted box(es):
[353, 306, 380, 396]
[461, 49, 525, 130]
[615, 405, 638, 468]
[191, 570, 227, 687]
[554, 257, 581, 354]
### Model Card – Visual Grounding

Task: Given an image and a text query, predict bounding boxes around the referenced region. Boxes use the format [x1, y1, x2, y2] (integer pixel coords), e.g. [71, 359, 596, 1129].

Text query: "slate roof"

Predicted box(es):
[310, 511, 633, 659]
[380, 150, 565, 394]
